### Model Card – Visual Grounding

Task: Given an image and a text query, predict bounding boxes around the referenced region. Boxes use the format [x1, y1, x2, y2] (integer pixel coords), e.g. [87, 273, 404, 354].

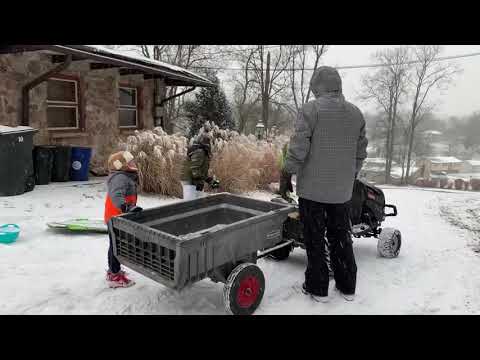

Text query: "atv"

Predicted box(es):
[265, 179, 401, 261]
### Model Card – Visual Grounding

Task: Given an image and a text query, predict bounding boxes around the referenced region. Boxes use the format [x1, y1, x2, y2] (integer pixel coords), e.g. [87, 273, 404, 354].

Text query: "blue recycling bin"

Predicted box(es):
[70, 147, 92, 181]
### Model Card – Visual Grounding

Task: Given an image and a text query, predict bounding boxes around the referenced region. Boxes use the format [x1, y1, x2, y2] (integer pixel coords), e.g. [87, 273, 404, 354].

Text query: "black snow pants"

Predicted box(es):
[108, 226, 121, 274]
[299, 198, 357, 297]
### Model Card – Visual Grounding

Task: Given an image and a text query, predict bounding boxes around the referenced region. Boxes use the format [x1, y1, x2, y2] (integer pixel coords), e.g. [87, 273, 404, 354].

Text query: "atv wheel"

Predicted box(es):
[377, 227, 401, 258]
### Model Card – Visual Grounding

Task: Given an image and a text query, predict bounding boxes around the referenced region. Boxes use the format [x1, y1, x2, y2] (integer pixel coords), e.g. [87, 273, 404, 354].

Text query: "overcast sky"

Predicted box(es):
[324, 45, 480, 118]
[219, 45, 480, 118]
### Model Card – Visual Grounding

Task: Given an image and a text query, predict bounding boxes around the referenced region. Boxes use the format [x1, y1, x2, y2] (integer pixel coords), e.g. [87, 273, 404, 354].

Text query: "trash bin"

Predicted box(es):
[70, 146, 92, 181]
[33, 145, 56, 185]
[51, 145, 71, 182]
[0, 125, 37, 196]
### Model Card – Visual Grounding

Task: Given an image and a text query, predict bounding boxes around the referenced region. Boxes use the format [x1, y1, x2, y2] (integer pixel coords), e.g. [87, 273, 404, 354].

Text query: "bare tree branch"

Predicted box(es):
[404, 45, 460, 182]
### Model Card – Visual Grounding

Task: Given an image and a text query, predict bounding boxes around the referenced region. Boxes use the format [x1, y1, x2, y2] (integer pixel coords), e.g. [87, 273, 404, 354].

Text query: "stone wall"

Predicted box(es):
[0, 51, 156, 171]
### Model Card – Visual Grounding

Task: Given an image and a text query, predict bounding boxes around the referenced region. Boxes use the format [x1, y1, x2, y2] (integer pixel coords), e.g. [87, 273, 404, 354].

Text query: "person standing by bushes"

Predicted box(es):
[104, 151, 142, 288]
[181, 133, 220, 199]
[280, 66, 368, 303]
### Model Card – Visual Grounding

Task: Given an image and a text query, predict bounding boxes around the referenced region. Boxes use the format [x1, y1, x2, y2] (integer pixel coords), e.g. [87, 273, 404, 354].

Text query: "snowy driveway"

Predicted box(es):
[1, 181, 479, 314]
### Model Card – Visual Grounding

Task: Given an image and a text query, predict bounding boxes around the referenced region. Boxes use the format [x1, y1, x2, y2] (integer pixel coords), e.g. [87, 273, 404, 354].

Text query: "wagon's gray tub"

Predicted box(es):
[109, 193, 294, 291]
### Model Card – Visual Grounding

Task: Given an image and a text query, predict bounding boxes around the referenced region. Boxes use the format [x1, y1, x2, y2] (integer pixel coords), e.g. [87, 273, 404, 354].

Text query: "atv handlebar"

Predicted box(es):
[271, 196, 298, 206]
[384, 204, 397, 217]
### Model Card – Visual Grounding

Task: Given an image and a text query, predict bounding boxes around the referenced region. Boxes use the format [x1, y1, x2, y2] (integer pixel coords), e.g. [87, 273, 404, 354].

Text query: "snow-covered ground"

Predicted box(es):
[1, 180, 480, 315]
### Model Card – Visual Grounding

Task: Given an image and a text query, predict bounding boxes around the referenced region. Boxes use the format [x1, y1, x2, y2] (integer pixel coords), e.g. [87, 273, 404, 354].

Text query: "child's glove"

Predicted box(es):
[279, 171, 293, 200]
[122, 204, 143, 213]
[207, 177, 220, 189]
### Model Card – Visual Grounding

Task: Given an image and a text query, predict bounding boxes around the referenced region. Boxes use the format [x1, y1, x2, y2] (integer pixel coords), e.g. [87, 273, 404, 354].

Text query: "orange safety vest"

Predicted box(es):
[104, 194, 137, 224]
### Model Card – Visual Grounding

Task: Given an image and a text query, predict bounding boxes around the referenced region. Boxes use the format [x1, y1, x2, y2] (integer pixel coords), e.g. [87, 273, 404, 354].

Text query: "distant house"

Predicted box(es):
[0, 45, 214, 170]
[462, 160, 480, 173]
[422, 130, 443, 142]
[416, 156, 463, 174]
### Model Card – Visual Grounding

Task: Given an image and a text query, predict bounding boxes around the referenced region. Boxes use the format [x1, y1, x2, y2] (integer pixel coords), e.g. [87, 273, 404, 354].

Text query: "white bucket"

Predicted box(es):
[182, 182, 198, 200]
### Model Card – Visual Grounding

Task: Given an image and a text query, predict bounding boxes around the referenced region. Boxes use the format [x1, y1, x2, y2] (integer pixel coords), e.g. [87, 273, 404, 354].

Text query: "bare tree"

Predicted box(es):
[230, 49, 261, 133]
[396, 112, 413, 182]
[136, 45, 230, 133]
[247, 45, 293, 135]
[404, 45, 460, 182]
[288, 45, 328, 113]
[359, 46, 410, 184]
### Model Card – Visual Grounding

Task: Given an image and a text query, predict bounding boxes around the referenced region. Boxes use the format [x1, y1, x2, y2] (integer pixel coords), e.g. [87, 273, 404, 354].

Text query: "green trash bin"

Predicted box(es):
[0, 125, 37, 196]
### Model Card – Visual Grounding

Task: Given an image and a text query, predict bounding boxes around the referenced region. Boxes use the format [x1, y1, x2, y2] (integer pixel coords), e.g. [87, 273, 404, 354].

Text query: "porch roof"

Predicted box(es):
[0, 45, 215, 88]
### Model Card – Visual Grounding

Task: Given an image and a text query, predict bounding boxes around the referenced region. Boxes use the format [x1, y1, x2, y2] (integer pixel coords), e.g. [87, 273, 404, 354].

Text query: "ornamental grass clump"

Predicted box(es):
[120, 122, 289, 197]
[121, 127, 187, 197]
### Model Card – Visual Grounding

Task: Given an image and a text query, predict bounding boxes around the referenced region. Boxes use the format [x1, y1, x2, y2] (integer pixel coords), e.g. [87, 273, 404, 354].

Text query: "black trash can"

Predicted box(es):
[33, 145, 56, 185]
[0, 125, 38, 196]
[51, 145, 72, 182]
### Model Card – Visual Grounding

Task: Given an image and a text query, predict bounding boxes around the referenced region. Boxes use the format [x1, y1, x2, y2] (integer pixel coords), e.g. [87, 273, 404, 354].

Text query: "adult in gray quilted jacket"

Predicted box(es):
[281, 66, 368, 300]
[282, 66, 368, 203]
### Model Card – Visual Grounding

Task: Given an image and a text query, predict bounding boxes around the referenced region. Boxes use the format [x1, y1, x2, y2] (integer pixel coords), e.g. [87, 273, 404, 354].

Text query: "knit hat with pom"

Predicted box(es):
[107, 151, 138, 172]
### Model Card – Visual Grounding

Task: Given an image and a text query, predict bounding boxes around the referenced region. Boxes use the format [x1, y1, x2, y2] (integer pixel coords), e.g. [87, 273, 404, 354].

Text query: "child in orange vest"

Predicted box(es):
[104, 151, 141, 288]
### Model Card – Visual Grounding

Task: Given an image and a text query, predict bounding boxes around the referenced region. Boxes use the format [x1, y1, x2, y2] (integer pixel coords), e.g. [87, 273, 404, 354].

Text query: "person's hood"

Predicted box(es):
[191, 134, 212, 157]
[188, 143, 211, 158]
[310, 66, 343, 98]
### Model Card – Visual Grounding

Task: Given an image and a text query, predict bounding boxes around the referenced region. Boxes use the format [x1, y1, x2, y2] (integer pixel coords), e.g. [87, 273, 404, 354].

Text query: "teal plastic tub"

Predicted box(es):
[0, 224, 20, 244]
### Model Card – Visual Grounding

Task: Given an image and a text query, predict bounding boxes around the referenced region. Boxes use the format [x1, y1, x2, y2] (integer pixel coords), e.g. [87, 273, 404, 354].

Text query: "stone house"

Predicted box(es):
[0, 45, 214, 171]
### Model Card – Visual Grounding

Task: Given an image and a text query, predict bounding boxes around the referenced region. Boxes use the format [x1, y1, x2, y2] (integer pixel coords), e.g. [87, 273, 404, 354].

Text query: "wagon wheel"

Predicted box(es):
[223, 263, 265, 315]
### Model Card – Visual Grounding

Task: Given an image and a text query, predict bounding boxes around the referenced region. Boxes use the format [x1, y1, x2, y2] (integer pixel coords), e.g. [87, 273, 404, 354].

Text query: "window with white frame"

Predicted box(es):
[118, 86, 138, 128]
[47, 78, 79, 130]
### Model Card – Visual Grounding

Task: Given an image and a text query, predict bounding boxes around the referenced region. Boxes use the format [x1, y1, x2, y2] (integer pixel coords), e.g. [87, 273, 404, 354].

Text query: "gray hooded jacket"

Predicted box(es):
[284, 66, 368, 204]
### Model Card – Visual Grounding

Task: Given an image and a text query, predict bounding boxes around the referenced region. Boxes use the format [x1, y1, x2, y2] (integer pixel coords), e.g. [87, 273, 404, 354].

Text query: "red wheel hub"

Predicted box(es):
[237, 275, 261, 308]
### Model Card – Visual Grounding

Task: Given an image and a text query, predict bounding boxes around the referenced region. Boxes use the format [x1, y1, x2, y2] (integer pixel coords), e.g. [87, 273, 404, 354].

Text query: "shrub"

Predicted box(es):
[454, 179, 465, 190]
[122, 127, 187, 197]
[208, 123, 286, 193]
[415, 178, 425, 187]
[439, 178, 448, 188]
[470, 178, 480, 191]
[120, 122, 288, 197]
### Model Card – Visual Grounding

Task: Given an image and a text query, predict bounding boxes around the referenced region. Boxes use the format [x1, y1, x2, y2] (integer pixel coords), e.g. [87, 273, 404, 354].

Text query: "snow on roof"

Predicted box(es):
[85, 45, 212, 84]
[365, 158, 387, 164]
[427, 156, 463, 164]
[0, 125, 36, 134]
[423, 130, 442, 136]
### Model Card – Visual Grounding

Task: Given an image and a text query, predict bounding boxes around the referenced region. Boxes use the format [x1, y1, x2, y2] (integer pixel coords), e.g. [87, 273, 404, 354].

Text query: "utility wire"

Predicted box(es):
[187, 51, 480, 72]
[118, 45, 282, 58]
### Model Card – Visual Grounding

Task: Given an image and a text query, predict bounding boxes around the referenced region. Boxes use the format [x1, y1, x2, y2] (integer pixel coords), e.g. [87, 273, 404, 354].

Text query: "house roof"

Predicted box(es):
[0, 125, 36, 135]
[0, 45, 215, 88]
[426, 156, 463, 164]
